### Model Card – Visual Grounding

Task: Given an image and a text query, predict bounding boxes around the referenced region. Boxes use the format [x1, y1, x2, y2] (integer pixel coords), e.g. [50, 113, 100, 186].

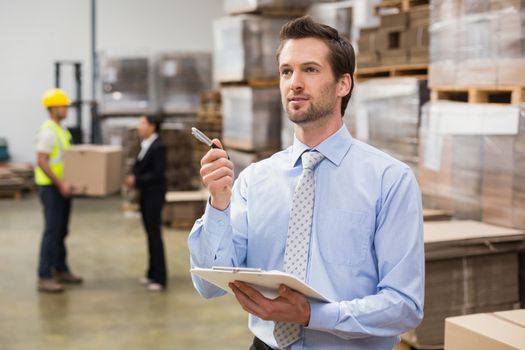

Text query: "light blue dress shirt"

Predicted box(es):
[188, 125, 425, 350]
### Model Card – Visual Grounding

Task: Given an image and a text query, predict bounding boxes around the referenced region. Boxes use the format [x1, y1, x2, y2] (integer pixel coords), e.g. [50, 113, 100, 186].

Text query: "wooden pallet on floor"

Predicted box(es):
[431, 85, 525, 105]
[374, 0, 429, 15]
[0, 188, 23, 200]
[229, 7, 304, 17]
[220, 79, 279, 89]
[162, 189, 208, 230]
[355, 63, 428, 81]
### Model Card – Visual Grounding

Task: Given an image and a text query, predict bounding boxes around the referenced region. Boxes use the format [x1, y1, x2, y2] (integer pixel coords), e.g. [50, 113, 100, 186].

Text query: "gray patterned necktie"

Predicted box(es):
[274, 150, 324, 349]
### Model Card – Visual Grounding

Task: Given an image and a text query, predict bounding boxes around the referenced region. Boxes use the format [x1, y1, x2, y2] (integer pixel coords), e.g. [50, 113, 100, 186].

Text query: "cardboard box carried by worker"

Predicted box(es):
[64, 145, 122, 197]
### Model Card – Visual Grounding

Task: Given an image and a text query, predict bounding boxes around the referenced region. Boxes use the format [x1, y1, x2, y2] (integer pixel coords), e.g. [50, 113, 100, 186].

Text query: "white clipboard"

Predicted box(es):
[190, 266, 333, 302]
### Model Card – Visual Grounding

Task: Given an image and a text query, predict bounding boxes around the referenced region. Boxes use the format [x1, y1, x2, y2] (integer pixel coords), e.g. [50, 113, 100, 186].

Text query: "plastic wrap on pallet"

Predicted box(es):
[418, 101, 524, 223]
[307, 1, 353, 39]
[158, 52, 212, 114]
[213, 16, 289, 83]
[221, 86, 282, 151]
[482, 106, 525, 229]
[223, 0, 334, 15]
[429, 0, 525, 86]
[228, 149, 276, 180]
[346, 77, 428, 173]
[100, 57, 155, 115]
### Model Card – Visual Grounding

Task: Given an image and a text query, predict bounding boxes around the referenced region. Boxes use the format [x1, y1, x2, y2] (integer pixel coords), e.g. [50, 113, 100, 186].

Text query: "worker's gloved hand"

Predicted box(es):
[200, 139, 234, 211]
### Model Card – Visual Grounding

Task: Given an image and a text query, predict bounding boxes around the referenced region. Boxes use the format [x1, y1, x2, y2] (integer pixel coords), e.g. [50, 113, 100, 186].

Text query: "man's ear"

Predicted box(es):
[338, 73, 352, 98]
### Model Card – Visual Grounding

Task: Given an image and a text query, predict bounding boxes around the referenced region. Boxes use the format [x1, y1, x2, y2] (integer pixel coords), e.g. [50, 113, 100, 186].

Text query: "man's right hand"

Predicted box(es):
[200, 139, 234, 211]
[58, 181, 73, 198]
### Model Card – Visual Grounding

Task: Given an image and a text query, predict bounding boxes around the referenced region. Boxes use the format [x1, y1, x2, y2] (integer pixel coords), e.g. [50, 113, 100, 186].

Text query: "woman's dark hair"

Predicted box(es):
[143, 115, 162, 133]
[276, 16, 356, 116]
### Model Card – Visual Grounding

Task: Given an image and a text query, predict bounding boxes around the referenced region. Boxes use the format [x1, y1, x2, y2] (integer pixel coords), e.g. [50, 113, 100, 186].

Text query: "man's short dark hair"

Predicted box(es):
[276, 16, 356, 117]
[144, 115, 162, 133]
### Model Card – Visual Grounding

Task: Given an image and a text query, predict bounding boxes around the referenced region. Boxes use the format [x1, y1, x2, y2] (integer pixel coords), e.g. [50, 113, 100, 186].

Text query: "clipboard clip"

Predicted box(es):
[212, 266, 263, 274]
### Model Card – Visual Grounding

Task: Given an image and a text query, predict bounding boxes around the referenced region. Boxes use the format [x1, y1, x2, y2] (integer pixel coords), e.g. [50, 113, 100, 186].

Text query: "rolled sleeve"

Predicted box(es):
[35, 128, 55, 154]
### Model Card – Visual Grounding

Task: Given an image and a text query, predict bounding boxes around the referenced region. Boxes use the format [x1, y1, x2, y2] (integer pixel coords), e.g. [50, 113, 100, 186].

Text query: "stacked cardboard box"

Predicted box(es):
[221, 86, 282, 152]
[158, 52, 212, 114]
[419, 102, 525, 225]
[357, 4, 429, 67]
[0, 167, 25, 199]
[444, 309, 525, 350]
[223, 0, 330, 15]
[347, 77, 429, 173]
[192, 91, 222, 188]
[482, 106, 525, 229]
[377, 12, 410, 65]
[100, 57, 155, 115]
[5, 164, 34, 192]
[408, 5, 430, 63]
[357, 28, 381, 67]
[308, 2, 353, 39]
[161, 123, 198, 191]
[402, 220, 525, 348]
[162, 189, 208, 230]
[213, 16, 289, 83]
[429, 0, 525, 86]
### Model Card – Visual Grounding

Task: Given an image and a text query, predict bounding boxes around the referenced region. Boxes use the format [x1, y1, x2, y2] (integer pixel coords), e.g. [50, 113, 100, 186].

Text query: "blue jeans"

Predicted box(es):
[38, 185, 72, 278]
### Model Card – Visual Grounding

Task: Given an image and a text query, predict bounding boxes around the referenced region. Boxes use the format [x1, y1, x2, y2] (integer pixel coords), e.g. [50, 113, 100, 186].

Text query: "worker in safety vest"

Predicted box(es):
[35, 88, 83, 293]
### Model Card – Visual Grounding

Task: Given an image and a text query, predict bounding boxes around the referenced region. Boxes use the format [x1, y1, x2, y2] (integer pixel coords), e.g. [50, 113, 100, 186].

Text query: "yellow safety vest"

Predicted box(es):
[35, 119, 72, 186]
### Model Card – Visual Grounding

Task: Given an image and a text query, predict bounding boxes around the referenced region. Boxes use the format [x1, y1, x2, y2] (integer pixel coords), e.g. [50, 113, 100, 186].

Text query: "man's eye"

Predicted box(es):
[281, 69, 292, 76]
[306, 67, 318, 73]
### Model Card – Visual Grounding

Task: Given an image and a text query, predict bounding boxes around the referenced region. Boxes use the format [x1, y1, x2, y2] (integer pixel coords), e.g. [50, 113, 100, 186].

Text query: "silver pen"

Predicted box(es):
[191, 127, 221, 149]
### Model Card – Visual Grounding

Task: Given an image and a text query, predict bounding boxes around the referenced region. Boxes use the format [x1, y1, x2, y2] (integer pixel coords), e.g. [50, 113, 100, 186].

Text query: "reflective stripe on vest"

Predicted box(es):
[34, 120, 72, 186]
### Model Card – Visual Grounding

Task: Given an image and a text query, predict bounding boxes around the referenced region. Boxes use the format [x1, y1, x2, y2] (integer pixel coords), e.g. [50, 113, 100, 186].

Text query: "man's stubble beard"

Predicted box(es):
[284, 81, 338, 125]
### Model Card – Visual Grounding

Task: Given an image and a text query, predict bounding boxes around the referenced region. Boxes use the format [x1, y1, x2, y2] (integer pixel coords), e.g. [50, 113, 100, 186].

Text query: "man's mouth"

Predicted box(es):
[288, 96, 309, 102]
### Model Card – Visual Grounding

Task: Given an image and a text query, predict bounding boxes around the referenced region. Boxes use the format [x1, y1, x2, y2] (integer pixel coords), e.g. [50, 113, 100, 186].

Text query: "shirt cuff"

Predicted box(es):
[203, 198, 231, 240]
[306, 301, 340, 331]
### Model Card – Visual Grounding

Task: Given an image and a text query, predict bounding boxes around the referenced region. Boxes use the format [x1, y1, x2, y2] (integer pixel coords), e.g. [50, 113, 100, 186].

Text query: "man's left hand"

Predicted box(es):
[229, 281, 310, 326]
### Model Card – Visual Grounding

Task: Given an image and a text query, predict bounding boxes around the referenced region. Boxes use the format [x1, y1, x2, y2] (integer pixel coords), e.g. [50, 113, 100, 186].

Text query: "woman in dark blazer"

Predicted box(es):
[126, 115, 167, 291]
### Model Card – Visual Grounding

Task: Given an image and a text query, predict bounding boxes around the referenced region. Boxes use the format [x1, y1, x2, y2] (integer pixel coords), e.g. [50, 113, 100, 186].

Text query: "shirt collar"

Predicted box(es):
[290, 124, 353, 168]
[141, 133, 158, 147]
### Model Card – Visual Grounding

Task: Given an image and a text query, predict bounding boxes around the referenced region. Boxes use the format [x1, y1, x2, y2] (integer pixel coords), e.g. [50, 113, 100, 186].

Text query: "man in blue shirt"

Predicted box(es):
[189, 16, 424, 350]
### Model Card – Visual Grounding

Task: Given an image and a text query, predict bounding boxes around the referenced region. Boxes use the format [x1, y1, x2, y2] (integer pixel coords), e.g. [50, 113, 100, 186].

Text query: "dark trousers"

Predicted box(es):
[250, 337, 274, 350]
[139, 187, 167, 286]
[38, 185, 72, 278]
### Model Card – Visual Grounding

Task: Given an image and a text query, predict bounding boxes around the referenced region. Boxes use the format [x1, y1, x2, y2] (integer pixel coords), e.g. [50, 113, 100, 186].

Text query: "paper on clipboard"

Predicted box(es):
[190, 266, 333, 303]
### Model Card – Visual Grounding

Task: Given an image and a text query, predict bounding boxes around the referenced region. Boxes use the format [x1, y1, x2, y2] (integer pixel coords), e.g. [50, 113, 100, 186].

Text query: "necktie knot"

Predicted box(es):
[301, 150, 324, 170]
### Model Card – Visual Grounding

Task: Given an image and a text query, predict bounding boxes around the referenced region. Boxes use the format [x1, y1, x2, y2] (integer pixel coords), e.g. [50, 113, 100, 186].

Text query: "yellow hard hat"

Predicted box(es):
[42, 88, 70, 108]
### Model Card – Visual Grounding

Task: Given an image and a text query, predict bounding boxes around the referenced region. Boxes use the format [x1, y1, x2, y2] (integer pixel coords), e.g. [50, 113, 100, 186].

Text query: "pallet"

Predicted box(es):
[431, 86, 525, 105]
[355, 64, 428, 81]
[229, 7, 304, 17]
[163, 190, 208, 229]
[0, 189, 23, 200]
[373, 0, 429, 15]
[220, 79, 280, 88]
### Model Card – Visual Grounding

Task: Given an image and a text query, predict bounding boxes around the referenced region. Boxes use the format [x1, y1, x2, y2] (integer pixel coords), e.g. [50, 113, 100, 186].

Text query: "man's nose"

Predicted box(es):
[290, 71, 304, 92]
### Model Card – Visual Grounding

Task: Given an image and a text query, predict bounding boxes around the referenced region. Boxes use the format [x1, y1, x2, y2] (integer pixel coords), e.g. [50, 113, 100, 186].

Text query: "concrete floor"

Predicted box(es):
[0, 195, 252, 350]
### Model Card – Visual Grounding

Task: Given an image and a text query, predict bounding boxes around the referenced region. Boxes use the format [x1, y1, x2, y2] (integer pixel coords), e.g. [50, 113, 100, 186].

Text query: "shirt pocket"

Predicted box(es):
[317, 209, 371, 267]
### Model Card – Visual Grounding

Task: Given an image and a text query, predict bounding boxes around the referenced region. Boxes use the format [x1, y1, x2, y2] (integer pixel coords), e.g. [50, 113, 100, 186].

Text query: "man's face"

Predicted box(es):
[278, 37, 339, 125]
[51, 106, 69, 120]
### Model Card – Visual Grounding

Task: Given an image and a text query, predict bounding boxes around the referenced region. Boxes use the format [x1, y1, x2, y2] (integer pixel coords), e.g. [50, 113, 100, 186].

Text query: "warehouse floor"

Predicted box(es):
[0, 195, 252, 350]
